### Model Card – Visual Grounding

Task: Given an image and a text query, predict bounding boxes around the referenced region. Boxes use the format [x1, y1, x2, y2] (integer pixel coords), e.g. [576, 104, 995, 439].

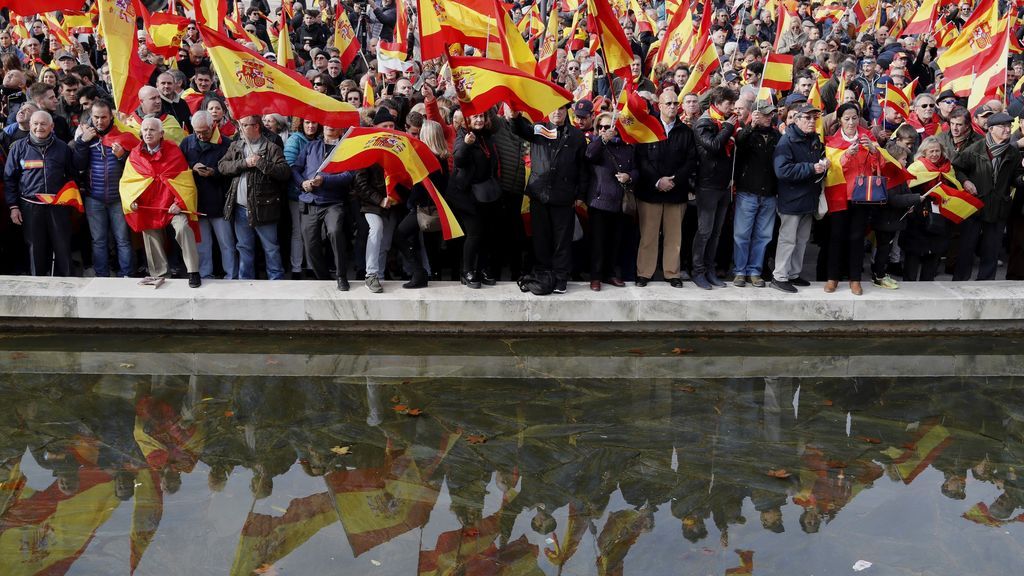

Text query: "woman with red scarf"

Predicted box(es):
[907, 94, 941, 143]
[823, 103, 882, 295]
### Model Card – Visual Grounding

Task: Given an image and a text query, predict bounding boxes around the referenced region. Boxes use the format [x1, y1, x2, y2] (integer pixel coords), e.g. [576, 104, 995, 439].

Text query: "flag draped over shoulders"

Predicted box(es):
[120, 144, 200, 240]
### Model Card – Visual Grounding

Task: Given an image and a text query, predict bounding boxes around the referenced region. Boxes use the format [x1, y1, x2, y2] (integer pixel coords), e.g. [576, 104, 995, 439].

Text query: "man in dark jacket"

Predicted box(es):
[180, 110, 235, 279]
[72, 99, 133, 277]
[514, 104, 588, 294]
[635, 89, 698, 287]
[291, 125, 356, 291]
[771, 103, 828, 293]
[372, 0, 398, 43]
[937, 106, 979, 156]
[691, 86, 739, 290]
[951, 112, 1024, 281]
[5, 110, 79, 276]
[294, 9, 330, 62]
[732, 101, 780, 288]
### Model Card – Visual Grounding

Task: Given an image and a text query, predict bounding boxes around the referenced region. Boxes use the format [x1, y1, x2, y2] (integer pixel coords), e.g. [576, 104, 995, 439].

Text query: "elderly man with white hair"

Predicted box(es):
[122, 117, 202, 287]
[180, 110, 235, 279]
[4, 110, 79, 276]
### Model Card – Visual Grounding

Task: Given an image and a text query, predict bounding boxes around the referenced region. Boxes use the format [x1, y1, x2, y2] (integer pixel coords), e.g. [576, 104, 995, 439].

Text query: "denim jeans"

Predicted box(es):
[233, 205, 284, 280]
[198, 217, 238, 279]
[84, 196, 134, 277]
[364, 211, 397, 277]
[732, 192, 777, 276]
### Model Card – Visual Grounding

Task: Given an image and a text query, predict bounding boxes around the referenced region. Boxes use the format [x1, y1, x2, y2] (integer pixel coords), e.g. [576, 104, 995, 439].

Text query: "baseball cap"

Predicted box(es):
[783, 93, 808, 106]
[792, 102, 822, 115]
[975, 104, 995, 118]
[572, 99, 594, 118]
[756, 100, 777, 115]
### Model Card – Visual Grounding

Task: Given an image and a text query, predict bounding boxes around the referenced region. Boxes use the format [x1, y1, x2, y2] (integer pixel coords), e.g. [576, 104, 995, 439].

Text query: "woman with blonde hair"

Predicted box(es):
[394, 120, 450, 288]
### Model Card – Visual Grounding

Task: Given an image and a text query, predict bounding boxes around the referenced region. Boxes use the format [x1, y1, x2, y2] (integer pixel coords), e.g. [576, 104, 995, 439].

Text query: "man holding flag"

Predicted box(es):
[4, 110, 79, 276]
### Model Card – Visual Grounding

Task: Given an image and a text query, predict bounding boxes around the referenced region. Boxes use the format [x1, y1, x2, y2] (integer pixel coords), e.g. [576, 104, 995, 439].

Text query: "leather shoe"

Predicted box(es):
[461, 271, 481, 289]
[824, 280, 838, 293]
[706, 272, 726, 288]
[850, 280, 863, 296]
[187, 272, 201, 288]
[635, 276, 649, 287]
[606, 277, 625, 287]
[691, 274, 712, 290]
[337, 277, 350, 291]
[479, 271, 497, 286]
[669, 277, 683, 288]
[590, 280, 601, 291]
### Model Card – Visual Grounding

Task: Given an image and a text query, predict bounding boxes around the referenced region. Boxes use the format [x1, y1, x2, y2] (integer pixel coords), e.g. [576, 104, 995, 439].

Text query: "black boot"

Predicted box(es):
[400, 237, 428, 289]
[461, 270, 481, 289]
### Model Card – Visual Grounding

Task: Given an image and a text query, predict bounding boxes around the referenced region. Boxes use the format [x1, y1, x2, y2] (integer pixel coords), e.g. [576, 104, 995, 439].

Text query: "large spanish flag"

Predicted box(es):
[0, 468, 119, 576]
[880, 423, 952, 484]
[318, 127, 463, 239]
[35, 181, 84, 212]
[141, 8, 190, 59]
[615, 87, 665, 145]
[654, 1, 696, 70]
[417, 514, 501, 575]
[41, 12, 73, 47]
[924, 182, 984, 223]
[425, 0, 499, 55]
[416, 0, 447, 61]
[201, 25, 359, 129]
[587, 0, 634, 77]
[536, 0, 560, 79]
[333, 9, 360, 70]
[98, 0, 156, 114]
[495, 2, 538, 75]
[936, 0, 999, 78]
[120, 145, 201, 239]
[230, 492, 338, 576]
[449, 55, 573, 123]
[679, 40, 719, 96]
[761, 52, 795, 91]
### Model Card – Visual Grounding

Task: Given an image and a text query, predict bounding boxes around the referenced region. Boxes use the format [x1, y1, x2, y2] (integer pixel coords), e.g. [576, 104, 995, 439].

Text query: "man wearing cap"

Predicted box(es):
[951, 112, 1024, 281]
[936, 90, 961, 123]
[973, 103, 998, 133]
[771, 102, 828, 293]
[53, 51, 78, 79]
[691, 86, 739, 289]
[723, 71, 741, 93]
[572, 99, 595, 139]
[732, 100, 780, 288]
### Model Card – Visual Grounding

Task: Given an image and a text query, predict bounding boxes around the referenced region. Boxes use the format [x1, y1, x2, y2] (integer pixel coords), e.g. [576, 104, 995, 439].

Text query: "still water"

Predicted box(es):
[0, 333, 1022, 575]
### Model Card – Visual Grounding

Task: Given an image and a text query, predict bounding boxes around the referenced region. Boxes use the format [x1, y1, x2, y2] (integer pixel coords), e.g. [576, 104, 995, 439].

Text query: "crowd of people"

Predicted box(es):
[2, 0, 1023, 295]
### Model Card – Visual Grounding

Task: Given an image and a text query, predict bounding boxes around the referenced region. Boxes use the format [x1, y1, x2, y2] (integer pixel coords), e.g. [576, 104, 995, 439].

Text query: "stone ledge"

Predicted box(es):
[0, 276, 1022, 334]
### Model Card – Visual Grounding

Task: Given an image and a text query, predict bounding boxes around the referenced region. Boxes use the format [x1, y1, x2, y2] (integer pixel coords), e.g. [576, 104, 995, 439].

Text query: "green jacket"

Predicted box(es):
[952, 138, 1024, 224]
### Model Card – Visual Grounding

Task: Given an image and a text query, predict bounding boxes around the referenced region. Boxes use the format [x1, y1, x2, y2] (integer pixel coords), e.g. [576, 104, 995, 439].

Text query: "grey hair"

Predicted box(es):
[191, 110, 213, 128]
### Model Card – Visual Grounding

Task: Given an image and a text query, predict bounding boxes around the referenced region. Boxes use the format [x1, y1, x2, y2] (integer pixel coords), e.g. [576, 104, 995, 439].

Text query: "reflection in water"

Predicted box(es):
[0, 335, 1023, 575]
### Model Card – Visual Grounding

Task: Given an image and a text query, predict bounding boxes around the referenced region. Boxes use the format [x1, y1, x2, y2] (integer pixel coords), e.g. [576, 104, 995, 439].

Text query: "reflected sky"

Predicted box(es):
[0, 334, 1022, 575]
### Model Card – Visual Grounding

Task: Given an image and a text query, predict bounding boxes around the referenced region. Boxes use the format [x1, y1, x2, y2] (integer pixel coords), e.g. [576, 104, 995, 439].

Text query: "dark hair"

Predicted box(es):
[90, 97, 114, 113]
[836, 102, 861, 119]
[28, 82, 55, 101]
[405, 110, 424, 128]
[711, 24, 729, 34]
[75, 85, 99, 102]
[194, 66, 213, 78]
[947, 106, 971, 123]
[59, 75, 80, 89]
[708, 86, 737, 106]
[70, 64, 96, 82]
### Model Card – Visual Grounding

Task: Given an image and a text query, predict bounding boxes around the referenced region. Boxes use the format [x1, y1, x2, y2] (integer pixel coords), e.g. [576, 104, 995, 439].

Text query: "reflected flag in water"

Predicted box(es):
[417, 514, 500, 576]
[230, 492, 337, 576]
[880, 423, 953, 485]
[130, 468, 163, 575]
[0, 468, 119, 576]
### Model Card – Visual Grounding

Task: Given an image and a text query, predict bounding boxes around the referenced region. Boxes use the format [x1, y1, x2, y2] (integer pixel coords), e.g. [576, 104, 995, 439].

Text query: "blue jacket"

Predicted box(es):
[4, 135, 77, 207]
[283, 132, 313, 201]
[773, 125, 825, 216]
[71, 134, 125, 204]
[180, 134, 230, 218]
[291, 138, 354, 205]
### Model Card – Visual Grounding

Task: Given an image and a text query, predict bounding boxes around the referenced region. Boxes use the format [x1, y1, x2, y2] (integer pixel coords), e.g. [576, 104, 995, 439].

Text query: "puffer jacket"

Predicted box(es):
[773, 124, 825, 215]
[217, 135, 290, 226]
[283, 132, 313, 201]
[585, 136, 638, 212]
[71, 134, 125, 204]
[693, 113, 738, 193]
[448, 128, 500, 216]
[291, 138, 355, 205]
[4, 134, 77, 207]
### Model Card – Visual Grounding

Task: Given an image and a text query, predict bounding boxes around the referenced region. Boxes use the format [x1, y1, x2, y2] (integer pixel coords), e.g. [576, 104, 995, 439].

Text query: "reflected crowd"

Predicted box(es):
[1, 372, 1023, 574]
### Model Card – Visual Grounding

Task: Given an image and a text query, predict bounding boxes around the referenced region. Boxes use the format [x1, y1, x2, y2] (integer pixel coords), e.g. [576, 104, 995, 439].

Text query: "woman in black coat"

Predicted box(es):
[448, 109, 501, 288]
[900, 136, 954, 281]
[395, 120, 450, 288]
[870, 142, 921, 289]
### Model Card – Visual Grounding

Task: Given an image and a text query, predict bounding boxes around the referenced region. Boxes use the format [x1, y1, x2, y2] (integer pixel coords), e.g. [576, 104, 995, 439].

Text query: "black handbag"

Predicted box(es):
[471, 178, 502, 203]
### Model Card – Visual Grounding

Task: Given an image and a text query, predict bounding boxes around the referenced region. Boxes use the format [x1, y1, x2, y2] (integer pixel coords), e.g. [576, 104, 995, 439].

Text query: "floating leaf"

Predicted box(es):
[677, 385, 697, 393]
[627, 348, 645, 355]
[265, 358, 279, 366]
[224, 410, 234, 417]
[254, 563, 277, 575]
[822, 399, 834, 406]
[766, 469, 791, 479]
[391, 395, 401, 403]
[859, 436, 882, 444]
[370, 559, 382, 566]
[393, 405, 408, 413]
[119, 363, 135, 368]
[330, 445, 351, 455]
[466, 435, 487, 445]
[671, 347, 694, 355]
[827, 460, 847, 469]
[406, 408, 423, 416]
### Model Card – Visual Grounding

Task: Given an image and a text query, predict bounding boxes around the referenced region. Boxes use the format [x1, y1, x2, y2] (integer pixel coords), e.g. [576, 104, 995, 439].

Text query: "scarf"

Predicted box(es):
[28, 133, 52, 147]
[908, 157, 961, 189]
[985, 132, 1010, 172]
[707, 105, 735, 156]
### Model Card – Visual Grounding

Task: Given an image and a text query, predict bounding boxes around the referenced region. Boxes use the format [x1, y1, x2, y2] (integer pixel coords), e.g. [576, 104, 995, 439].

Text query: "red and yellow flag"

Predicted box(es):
[102, 116, 142, 150]
[596, 509, 647, 575]
[616, 87, 666, 145]
[883, 83, 912, 121]
[587, 0, 634, 77]
[230, 492, 337, 576]
[495, 2, 538, 75]
[276, 8, 295, 68]
[98, 0, 156, 114]
[924, 182, 984, 223]
[361, 75, 376, 108]
[120, 145, 200, 239]
[762, 52, 795, 91]
[35, 181, 84, 212]
[333, 9, 360, 70]
[679, 40, 719, 96]
[536, 0, 560, 79]
[824, 130, 913, 204]
[418, 514, 501, 575]
[431, 0, 500, 55]
[61, 10, 96, 34]
[142, 9, 190, 59]
[130, 468, 163, 575]
[880, 423, 952, 484]
[378, 0, 409, 64]
[194, 0, 227, 30]
[448, 55, 573, 123]
[202, 25, 360, 129]
[0, 0, 82, 11]
[224, 16, 268, 52]
[774, 3, 800, 51]
[417, 0, 447, 61]
[319, 127, 463, 239]
[655, 1, 696, 70]
[936, 0, 1000, 83]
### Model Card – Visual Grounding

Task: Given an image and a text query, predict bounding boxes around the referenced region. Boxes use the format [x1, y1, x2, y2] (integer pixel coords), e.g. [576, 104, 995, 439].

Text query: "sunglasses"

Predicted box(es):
[918, 103, 935, 109]
[598, 124, 612, 130]
[313, 83, 323, 87]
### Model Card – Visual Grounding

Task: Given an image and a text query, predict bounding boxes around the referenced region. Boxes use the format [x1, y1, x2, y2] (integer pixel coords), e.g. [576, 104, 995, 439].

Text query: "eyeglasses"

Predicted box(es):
[941, 99, 957, 105]
[313, 82, 323, 87]
[598, 124, 613, 130]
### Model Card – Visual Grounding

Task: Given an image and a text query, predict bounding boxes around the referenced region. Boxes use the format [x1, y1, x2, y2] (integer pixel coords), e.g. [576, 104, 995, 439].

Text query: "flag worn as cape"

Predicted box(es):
[120, 143, 201, 240]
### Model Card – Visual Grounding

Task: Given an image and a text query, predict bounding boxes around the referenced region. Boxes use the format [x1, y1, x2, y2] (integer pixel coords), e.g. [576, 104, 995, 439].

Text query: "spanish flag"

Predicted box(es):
[333, 8, 360, 70]
[654, 1, 696, 70]
[362, 75, 376, 108]
[98, 0, 156, 114]
[141, 8, 190, 59]
[35, 181, 84, 212]
[416, 0, 447, 61]
[587, 0, 634, 77]
[224, 16, 268, 52]
[761, 52, 795, 91]
[824, 129, 913, 206]
[130, 468, 163, 575]
[194, 0, 227, 30]
[421, 0, 499, 57]
[908, 157, 961, 191]
[924, 182, 984, 224]
[133, 396, 205, 472]
[448, 55, 573, 123]
[596, 508, 647, 575]
[120, 145, 201, 240]
[615, 87, 665, 145]
[41, 12, 73, 47]
[679, 40, 719, 97]
[318, 127, 463, 239]
[230, 492, 338, 576]
[725, 550, 756, 575]
[61, 10, 95, 34]
[936, 0, 1000, 86]
[962, 502, 1024, 527]
[536, 0, 560, 79]
[180, 88, 207, 114]
[201, 25, 360, 129]
[883, 83, 912, 121]
[495, 3, 539, 76]
[0, 467, 119, 576]
[774, 4, 800, 51]
[880, 423, 952, 484]
[418, 514, 501, 575]
[377, 0, 409, 66]
[851, 0, 879, 25]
